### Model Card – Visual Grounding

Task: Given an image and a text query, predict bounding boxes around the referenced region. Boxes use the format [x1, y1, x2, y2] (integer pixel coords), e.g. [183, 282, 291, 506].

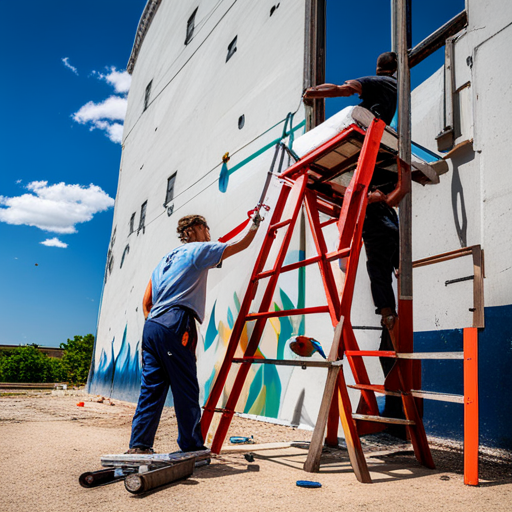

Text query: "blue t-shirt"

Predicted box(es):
[148, 242, 227, 324]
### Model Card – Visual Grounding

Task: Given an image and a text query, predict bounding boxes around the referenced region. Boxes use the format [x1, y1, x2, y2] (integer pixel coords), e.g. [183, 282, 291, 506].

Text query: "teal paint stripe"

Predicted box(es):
[227, 120, 306, 177]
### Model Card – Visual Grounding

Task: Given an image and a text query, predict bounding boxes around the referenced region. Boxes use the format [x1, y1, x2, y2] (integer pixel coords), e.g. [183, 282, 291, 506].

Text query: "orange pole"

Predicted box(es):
[463, 327, 479, 486]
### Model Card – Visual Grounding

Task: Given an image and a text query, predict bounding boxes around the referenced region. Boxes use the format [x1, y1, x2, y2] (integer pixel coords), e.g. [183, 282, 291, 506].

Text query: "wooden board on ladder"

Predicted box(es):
[200, 117, 434, 483]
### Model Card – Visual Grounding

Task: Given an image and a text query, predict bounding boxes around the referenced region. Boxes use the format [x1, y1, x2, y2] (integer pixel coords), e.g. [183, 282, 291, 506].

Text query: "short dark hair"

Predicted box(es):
[376, 52, 397, 75]
[177, 215, 208, 243]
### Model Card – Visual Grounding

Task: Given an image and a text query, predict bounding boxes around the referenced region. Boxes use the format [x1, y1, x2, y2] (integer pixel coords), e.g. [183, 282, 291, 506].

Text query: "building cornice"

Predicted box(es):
[126, 0, 163, 74]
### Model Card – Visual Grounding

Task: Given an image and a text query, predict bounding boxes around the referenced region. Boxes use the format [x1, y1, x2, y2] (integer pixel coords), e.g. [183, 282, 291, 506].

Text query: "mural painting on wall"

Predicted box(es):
[88, 249, 309, 421]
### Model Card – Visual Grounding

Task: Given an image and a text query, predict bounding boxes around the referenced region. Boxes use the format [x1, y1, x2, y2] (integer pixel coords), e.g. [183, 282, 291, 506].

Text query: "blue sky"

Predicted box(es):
[0, 0, 463, 347]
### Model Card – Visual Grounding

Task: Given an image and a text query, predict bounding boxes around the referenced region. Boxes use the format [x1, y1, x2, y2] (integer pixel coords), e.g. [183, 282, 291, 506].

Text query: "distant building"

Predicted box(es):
[0, 344, 64, 359]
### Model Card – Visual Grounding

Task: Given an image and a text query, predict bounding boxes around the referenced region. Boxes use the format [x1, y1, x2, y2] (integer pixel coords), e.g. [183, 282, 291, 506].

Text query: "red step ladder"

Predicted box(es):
[201, 117, 434, 482]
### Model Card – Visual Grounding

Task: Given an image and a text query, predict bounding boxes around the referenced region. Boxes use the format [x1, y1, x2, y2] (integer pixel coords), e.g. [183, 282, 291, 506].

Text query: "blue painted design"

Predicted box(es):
[244, 365, 264, 413]
[233, 292, 241, 312]
[227, 307, 234, 329]
[203, 366, 217, 404]
[262, 363, 281, 417]
[204, 301, 218, 351]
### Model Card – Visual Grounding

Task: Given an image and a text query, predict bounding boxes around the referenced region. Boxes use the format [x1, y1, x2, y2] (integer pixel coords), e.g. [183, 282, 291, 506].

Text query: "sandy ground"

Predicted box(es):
[1, 391, 511, 512]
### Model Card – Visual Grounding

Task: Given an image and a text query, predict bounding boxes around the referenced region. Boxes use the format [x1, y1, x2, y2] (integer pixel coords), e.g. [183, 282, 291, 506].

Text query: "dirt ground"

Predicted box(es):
[1, 390, 511, 512]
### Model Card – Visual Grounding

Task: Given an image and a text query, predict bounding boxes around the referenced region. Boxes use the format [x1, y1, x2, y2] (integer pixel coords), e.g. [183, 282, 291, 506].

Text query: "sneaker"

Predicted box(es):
[124, 447, 154, 455]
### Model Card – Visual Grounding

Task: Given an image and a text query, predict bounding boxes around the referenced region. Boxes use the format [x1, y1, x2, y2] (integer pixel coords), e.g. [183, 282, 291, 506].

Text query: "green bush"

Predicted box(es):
[0, 346, 63, 383]
[0, 335, 94, 385]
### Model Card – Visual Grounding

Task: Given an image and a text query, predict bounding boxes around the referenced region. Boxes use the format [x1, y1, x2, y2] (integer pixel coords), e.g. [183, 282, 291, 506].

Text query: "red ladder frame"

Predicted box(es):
[201, 118, 434, 480]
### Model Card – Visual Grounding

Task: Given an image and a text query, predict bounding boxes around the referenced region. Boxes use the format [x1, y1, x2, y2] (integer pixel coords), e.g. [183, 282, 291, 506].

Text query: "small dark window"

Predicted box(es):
[185, 8, 198, 45]
[164, 172, 177, 206]
[138, 201, 147, 234]
[270, 4, 280, 16]
[226, 36, 237, 62]
[238, 115, 245, 129]
[129, 213, 136, 234]
[144, 80, 152, 111]
[120, 244, 130, 269]
[110, 226, 116, 247]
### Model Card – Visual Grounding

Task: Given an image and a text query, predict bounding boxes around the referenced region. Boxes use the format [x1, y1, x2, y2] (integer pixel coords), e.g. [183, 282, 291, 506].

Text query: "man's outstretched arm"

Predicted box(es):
[303, 80, 362, 99]
[222, 213, 263, 260]
[142, 280, 153, 319]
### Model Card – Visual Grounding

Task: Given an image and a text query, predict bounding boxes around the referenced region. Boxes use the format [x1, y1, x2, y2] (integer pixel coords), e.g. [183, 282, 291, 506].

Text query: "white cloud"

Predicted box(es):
[0, 181, 114, 234]
[16, 179, 22, 184]
[73, 95, 127, 124]
[41, 238, 68, 248]
[72, 96, 127, 144]
[95, 67, 131, 93]
[62, 57, 78, 75]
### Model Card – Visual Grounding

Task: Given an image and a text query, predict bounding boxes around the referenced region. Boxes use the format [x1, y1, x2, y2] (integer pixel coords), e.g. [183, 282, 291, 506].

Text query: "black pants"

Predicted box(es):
[362, 202, 399, 315]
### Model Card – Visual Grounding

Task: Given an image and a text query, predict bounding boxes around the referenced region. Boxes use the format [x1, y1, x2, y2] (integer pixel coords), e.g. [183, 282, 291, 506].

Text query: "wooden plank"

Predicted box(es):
[303, 0, 326, 130]
[472, 246, 485, 328]
[410, 390, 464, 404]
[304, 320, 343, 472]
[348, 383, 402, 397]
[396, 352, 463, 360]
[220, 442, 297, 454]
[232, 358, 342, 368]
[409, 11, 467, 68]
[353, 414, 415, 426]
[464, 327, 479, 485]
[412, 246, 475, 268]
[337, 371, 372, 483]
[397, 0, 413, 302]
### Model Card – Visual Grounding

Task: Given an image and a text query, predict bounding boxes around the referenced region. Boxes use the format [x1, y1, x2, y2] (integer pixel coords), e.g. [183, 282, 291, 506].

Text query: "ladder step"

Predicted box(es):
[352, 414, 415, 426]
[232, 357, 342, 368]
[345, 350, 464, 360]
[254, 248, 351, 281]
[345, 350, 397, 358]
[246, 305, 329, 321]
[347, 384, 401, 397]
[269, 218, 292, 231]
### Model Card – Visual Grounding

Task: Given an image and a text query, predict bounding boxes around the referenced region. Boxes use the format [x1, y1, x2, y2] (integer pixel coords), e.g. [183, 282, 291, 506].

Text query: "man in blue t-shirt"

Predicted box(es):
[127, 212, 263, 454]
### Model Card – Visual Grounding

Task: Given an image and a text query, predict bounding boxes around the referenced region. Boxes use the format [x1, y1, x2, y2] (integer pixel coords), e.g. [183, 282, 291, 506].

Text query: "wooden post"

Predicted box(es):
[304, 0, 326, 131]
[464, 327, 479, 486]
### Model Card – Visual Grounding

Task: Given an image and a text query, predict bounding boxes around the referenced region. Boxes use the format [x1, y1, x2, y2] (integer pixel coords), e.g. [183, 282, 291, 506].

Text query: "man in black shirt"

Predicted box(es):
[304, 52, 404, 329]
[304, 52, 407, 434]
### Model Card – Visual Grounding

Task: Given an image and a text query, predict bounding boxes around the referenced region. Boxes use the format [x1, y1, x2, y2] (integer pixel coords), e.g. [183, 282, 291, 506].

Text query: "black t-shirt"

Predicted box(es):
[356, 75, 397, 125]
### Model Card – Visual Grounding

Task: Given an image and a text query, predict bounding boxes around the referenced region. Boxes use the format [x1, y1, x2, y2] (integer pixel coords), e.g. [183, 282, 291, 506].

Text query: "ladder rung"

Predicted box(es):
[253, 249, 352, 281]
[410, 390, 464, 404]
[347, 384, 465, 404]
[345, 350, 397, 358]
[246, 305, 329, 321]
[352, 414, 415, 426]
[269, 218, 292, 231]
[232, 357, 342, 368]
[201, 407, 235, 414]
[325, 248, 351, 261]
[319, 217, 339, 228]
[347, 384, 401, 397]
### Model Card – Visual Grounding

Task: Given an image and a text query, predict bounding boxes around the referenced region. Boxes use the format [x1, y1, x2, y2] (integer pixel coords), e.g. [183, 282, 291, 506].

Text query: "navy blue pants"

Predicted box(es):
[129, 307, 206, 452]
[362, 202, 399, 314]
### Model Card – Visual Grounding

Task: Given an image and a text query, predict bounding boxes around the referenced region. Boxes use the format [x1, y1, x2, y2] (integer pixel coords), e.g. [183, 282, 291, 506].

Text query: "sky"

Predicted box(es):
[0, 0, 464, 347]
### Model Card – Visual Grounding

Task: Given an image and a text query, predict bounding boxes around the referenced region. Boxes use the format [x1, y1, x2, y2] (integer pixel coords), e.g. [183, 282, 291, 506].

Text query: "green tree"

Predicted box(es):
[60, 334, 95, 384]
